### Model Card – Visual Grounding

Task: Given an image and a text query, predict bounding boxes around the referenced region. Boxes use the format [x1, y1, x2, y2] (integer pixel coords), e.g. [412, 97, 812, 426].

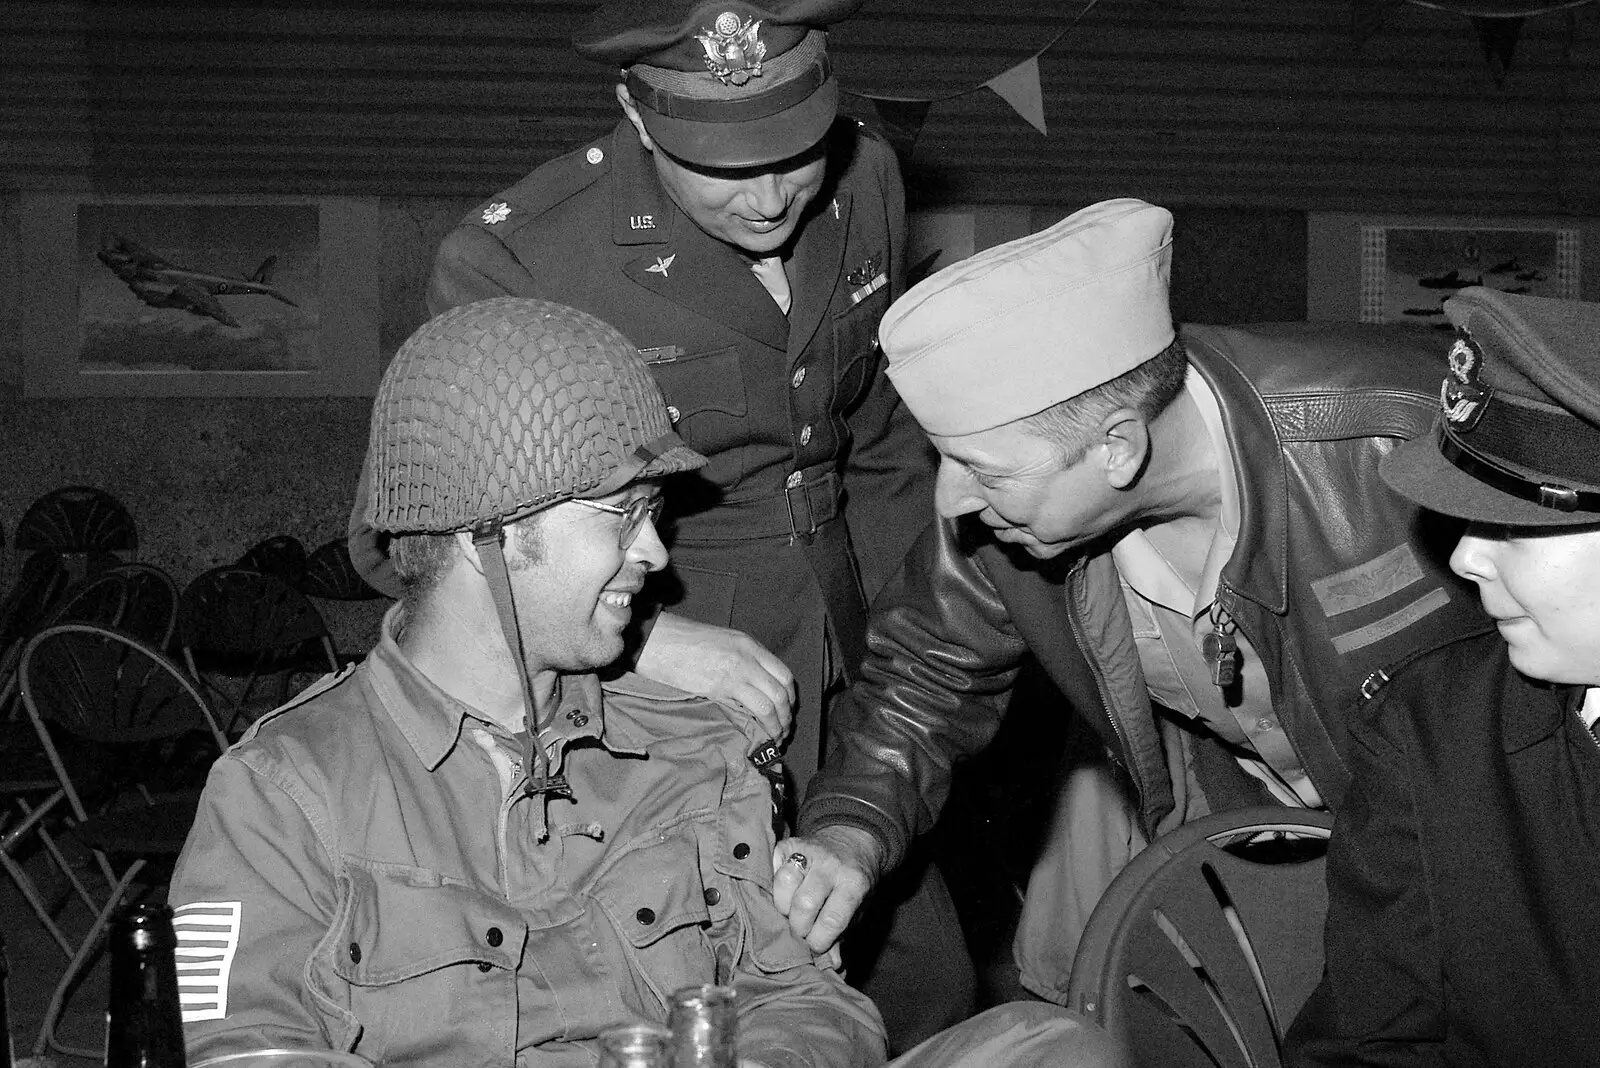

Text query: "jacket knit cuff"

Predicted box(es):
[794, 797, 904, 877]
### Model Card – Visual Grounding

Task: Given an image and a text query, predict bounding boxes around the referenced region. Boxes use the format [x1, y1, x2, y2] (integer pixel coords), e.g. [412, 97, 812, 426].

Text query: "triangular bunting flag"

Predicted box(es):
[866, 97, 933, 165]
[984, 56, 1047, 135]
[1350, 0, 1401, 46]
[1472, 15, 1524, 86]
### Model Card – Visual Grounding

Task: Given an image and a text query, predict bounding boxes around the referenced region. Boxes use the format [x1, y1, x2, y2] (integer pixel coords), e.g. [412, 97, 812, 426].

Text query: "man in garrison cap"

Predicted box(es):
[1287, 290, 1600, 1065]
[773, 198, 1489, 1005]
[344, 0, 967, 1050]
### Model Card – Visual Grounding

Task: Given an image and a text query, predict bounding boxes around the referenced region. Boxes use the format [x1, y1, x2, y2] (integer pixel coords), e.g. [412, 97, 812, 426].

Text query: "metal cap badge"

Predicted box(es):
[574, 0, 864, 168]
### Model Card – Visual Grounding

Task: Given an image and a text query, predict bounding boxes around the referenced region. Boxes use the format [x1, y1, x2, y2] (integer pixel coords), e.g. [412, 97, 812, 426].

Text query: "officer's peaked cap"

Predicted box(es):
[1381, 287, 1600, 527]
[575, 0, 863, 168]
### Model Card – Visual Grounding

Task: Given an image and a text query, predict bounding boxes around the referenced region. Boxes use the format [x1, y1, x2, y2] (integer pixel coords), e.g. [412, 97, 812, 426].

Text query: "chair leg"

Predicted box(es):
[0, 845, 76, 958]
[34, 858, 148, 1060]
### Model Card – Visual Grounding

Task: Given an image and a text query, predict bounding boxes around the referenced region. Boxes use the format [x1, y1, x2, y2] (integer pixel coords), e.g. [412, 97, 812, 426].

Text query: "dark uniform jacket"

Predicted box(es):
[799, 323, 1488, 872]
[1287, 631, 1600, 1067]
[356, 118, 934, 785]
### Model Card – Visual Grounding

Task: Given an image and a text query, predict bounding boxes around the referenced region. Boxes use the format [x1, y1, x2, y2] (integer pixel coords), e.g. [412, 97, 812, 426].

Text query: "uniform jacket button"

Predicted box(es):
[733, 842, 751, 860]
[477, 961, 493, 973]
[703, 887, 721, 906]
[486, 926, 503, 947]
[348, 942, 361, 964]
[791, 367, 807, 388]
[636, 907, 656, 925]
[799, 425, 813, 446]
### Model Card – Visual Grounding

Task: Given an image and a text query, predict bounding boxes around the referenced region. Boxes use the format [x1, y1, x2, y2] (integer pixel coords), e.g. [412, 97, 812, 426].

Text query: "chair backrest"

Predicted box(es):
[1066, 806, 1335, 1068]
[18, 622, 228, 838]
[102, 562, 181, 650]
[14, 486, 138, 557]
[297, 536, 385, 600]
[19, 623, 226, 750]
[238, 534, 309, 587]
[42, 569, 131, 631]
[0, 550, 70, 653]
[178, 564, 333, 655]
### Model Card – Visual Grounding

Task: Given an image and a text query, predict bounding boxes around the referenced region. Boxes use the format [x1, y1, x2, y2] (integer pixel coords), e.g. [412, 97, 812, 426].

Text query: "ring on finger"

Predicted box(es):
[787, 851, 809, 873]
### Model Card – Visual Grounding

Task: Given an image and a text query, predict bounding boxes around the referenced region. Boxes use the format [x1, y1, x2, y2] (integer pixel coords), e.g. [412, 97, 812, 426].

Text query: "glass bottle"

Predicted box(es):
[596, 1022, 672, 1068]
[105, 902, 187, 1068]
[667, 984, 738, 1068]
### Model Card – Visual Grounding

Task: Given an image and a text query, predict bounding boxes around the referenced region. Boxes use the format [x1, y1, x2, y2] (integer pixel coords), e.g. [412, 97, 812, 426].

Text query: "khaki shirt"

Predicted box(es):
[1112, 368, 1322, 807]
[170, 604, 886, 1068]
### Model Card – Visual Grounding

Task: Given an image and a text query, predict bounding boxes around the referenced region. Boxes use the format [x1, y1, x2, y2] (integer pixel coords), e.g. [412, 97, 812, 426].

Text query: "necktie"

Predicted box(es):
[749, 255, 791, 316]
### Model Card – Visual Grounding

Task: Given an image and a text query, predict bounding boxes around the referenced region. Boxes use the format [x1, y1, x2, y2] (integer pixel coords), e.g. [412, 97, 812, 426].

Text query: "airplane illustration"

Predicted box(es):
[96, 233, 298, 328]
[1417, 269, 1484, 290]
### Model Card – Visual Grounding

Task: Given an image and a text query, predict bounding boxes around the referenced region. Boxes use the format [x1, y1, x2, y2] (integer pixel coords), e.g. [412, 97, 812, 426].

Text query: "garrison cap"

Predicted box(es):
[1381, 287, 1600, 527]
[879, 198, 1176, 437]
[365, 297, 704, 535]
[574, 0, 862, 168]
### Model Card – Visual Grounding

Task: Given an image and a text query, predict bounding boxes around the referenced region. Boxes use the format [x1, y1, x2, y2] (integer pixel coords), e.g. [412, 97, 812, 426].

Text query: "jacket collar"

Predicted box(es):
[366, 603, 626, 771]
[1186, 333, 1291, 615]
[608, 120, 851, 355]
[1501, 672, 1575, 754]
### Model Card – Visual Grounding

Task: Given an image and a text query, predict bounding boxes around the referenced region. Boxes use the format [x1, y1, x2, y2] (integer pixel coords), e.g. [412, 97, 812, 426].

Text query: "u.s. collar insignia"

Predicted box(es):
[646, 253, 676, 279]
[1440, 333, 1489, 431]
[481, 202, 511, 225]
[697, 12, 766, 86]
[846, 257, 880, 288]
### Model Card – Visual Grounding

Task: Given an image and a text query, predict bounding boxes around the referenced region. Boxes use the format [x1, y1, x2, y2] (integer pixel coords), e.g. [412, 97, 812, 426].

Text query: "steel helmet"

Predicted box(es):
[365, 296, 704, 534]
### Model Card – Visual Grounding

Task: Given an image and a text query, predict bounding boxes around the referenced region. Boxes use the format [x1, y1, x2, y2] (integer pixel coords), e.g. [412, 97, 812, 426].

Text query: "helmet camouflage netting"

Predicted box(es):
[364, 297, 703, 534]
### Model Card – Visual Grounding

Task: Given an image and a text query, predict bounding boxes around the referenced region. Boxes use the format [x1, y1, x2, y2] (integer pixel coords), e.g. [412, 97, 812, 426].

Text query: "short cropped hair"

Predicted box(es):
[390, 513, 548, 604]
[1018, 336, 1189, 467]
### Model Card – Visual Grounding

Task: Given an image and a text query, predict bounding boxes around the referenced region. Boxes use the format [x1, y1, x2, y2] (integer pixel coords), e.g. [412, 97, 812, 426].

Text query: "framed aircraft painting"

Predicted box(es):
[18, 194, 379, 397]
[1306, 213, 1597, 329]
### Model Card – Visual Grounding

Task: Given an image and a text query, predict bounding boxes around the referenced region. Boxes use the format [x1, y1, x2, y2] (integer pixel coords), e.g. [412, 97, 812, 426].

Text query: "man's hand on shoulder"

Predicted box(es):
[634, 612, 796, 743]
[770, 825, 884, 953]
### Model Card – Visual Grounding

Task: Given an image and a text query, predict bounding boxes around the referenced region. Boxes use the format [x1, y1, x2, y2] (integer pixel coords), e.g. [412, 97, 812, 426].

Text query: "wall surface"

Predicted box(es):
[1, 0, 1594, 643]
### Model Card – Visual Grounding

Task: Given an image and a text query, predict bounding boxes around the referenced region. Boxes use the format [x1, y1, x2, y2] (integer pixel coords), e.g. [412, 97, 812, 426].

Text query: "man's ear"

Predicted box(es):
[616, 83, 656, 152]
[1100, 409, 1151, 491]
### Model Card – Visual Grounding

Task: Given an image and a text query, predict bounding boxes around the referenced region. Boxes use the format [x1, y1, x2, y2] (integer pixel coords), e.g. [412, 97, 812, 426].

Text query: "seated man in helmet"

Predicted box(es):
[168, 297, 1119, 1068]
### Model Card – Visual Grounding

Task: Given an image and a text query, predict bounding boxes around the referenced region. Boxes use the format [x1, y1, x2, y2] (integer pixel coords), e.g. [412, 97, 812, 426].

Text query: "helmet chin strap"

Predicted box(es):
[471, 517, 572, 801]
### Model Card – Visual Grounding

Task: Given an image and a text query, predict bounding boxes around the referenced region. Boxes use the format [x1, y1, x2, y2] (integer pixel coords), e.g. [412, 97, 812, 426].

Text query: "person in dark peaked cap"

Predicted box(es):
[1287, 288, 1600, 1066]
[344, 0, 970, 1050]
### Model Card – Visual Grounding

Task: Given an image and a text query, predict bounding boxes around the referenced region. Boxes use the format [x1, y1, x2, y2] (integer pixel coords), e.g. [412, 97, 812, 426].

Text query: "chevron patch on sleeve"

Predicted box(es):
[173, 901, 242, 1022]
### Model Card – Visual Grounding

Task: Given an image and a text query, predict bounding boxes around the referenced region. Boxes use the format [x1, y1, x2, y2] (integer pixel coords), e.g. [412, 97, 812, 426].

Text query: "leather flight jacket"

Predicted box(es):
[800, 322, 1490, 871]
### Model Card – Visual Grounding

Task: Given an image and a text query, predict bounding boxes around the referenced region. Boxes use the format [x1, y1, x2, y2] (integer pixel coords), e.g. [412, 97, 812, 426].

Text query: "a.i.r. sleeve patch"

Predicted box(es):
[173, 901, 242, 1022]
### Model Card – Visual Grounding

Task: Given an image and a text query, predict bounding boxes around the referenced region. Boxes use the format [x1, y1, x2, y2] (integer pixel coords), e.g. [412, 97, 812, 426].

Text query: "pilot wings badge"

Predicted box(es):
[1440, 333, 1490, 432]
[697, 12, 766, 86]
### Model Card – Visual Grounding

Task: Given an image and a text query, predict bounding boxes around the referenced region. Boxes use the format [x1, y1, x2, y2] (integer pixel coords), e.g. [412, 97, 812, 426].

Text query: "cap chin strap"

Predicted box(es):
[471, 518, 572, 801]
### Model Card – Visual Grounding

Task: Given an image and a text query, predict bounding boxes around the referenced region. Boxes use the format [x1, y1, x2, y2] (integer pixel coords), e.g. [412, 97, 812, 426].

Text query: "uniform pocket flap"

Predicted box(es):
[709, 803, 773, 891]
[331, 860, 524, 986]
[591, 828, 713, 949]
[647, 345, 747, 419]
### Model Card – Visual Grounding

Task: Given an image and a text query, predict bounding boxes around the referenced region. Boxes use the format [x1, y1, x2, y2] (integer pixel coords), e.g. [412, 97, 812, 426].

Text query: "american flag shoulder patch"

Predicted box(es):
[173, 901, 242, 1023]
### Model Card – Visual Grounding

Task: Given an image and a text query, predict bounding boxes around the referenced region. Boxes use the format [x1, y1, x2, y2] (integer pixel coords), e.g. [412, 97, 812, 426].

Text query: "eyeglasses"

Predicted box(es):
[570, 495, 666, 549]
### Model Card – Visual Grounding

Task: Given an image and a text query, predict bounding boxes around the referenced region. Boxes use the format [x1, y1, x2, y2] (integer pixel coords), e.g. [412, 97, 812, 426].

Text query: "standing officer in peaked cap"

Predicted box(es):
[1288, 290, 1600, 1065]
[345, 0, 968, 1051]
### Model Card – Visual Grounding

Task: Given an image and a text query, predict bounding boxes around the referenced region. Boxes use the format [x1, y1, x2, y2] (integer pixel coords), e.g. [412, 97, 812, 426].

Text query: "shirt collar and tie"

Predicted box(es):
[748, 255, 792, 315]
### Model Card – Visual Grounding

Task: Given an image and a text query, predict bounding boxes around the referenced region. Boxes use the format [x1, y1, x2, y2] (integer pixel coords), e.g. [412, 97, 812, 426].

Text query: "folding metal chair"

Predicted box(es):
[1066, 806, 1335, 1068]
[17, 622, 228, 1058]
[297, 536, 385, 601]
[237, 533, 309, 587]
[178, 565, 339, 734]
[103, 561, 182, 652]
[14, 486, 138, 583]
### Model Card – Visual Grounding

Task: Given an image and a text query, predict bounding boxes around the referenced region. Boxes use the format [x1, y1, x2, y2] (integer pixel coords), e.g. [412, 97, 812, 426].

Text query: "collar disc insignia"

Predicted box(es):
[697, 13, 766, 86]
[1441, 333, 1489, 432]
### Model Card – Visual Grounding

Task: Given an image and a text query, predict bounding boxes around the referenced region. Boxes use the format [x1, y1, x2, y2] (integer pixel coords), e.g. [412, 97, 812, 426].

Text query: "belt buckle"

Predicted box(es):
[784, 475, 819, 544]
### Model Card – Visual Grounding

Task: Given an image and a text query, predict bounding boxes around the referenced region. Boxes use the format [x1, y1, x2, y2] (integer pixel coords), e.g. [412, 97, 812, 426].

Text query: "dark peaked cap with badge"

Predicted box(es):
[574, 0, 863, 169]
[1382, 286, 1600, 527]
